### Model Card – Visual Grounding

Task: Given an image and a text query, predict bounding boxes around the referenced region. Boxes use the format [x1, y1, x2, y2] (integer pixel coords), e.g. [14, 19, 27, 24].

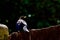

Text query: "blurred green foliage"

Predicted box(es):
[0, 0, 60, 32]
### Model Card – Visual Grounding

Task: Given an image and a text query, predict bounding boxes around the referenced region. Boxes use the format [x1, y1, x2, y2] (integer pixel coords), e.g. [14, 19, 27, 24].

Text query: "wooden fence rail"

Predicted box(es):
[9, 25, 60, 40]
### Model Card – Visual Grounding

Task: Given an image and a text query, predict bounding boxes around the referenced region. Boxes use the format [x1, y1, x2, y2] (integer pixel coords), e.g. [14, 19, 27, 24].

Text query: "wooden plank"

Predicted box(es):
[9, 25, 60, 40]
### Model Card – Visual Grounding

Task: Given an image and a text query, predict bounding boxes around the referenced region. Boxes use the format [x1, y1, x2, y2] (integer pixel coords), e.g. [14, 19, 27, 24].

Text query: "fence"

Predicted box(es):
[9, 25, 60, 40]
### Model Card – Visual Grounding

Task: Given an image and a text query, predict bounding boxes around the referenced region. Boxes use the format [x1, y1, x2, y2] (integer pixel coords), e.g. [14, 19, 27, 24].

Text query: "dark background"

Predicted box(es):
[0, 0, 60, 33]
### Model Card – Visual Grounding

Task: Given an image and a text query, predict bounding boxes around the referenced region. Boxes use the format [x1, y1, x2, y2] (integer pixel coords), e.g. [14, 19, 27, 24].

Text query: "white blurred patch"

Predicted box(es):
[0, 24, 8, 29]
[28, 14, 31, 17]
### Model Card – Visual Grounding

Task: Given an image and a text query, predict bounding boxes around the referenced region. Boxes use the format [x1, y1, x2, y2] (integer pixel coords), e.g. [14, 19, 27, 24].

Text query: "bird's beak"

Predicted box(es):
[24, 16, 27, 18]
